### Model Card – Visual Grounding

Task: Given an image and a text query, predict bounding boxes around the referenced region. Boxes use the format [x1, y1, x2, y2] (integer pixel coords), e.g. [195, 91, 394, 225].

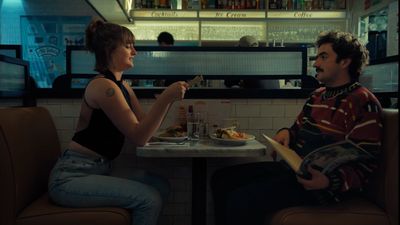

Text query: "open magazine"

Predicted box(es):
[262, 134, 375, 179]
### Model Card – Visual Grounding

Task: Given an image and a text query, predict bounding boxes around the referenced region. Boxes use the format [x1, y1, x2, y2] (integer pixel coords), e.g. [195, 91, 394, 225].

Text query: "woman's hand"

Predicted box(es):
[296, 165, 330, 190]
[163, 81, 189, 102]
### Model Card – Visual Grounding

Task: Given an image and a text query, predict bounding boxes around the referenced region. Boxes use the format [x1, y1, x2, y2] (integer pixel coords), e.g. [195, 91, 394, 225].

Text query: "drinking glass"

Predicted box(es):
[187, 112, 201, 141]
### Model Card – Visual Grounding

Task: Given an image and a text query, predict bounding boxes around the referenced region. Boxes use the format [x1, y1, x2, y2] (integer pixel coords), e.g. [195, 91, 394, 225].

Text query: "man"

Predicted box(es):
[224, 35, 259, 88]
[211, 31, 383, 225]
[224, 35, 281, 89]
[157, 32, 178, 86]
[157, 31, 174, 46]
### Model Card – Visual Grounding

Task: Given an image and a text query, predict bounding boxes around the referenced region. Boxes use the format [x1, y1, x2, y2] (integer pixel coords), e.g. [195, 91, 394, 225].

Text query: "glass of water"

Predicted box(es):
[187, 112, 201, 142]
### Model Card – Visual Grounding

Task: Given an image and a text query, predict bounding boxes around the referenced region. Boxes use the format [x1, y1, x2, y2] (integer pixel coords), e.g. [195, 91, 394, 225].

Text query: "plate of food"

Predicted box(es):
[209, 127, 255, 146]
[155, 124, 188, 142]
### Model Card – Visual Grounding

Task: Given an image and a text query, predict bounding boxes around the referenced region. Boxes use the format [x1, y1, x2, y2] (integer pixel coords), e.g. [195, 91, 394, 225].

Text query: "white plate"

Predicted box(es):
[209, 133, 255, 146]
[154, 132, 188, 143]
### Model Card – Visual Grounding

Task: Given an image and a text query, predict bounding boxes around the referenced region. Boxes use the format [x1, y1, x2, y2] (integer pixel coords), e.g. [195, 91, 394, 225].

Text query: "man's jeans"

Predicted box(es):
[48, 149, 170, 225]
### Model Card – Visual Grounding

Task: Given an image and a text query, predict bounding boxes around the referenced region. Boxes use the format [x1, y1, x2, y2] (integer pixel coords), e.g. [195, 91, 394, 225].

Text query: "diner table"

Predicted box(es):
[136, 138, 267, 225]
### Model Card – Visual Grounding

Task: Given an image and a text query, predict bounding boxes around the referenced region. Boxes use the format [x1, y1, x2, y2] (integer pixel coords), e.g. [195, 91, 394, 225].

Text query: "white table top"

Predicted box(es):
[136, 139, 267, 158]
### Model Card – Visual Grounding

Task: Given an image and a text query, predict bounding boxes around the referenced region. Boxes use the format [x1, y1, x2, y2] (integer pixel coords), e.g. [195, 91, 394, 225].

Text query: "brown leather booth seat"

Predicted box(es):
[0, 107, 131, 225]
[266, 109, 399, 225]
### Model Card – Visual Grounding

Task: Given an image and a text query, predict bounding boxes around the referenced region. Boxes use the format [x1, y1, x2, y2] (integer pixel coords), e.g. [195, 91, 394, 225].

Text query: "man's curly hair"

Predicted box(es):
[316, 31, 369, 82]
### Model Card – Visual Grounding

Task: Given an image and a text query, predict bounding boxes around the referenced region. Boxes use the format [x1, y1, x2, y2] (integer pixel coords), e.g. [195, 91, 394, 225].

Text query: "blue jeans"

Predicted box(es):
[48, 149, 170, 225]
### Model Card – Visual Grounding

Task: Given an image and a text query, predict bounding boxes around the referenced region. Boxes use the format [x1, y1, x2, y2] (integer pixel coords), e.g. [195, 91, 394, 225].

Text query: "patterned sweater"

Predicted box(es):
[287, 82, 383, 202]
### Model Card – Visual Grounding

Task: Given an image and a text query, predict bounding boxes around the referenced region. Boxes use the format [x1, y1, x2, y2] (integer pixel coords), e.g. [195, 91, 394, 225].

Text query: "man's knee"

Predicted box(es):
[210, 168, 228, 191]
[156, 177, 171, 201]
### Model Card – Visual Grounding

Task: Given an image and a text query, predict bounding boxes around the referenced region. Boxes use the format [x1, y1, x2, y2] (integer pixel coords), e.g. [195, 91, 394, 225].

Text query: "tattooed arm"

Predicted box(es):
[123, 80, 146, 121]
[85, 78, 188, 146]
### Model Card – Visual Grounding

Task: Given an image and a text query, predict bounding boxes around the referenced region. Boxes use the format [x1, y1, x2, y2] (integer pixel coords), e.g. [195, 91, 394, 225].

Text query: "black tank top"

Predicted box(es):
[72, 70, 132, 160]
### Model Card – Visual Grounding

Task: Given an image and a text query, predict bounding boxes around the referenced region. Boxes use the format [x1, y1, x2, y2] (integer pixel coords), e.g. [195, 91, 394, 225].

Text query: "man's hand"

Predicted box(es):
[296, 165, 330, 190]
[273, 129, 290, 147]
[271, 129, 290, 161]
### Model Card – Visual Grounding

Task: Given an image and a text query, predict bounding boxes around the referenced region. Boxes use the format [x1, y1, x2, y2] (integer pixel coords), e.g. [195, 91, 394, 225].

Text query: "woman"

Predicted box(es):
[48, 19, 189, 225]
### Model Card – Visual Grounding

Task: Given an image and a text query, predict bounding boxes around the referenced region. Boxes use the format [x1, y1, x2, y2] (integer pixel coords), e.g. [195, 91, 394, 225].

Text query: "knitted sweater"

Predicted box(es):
[287, 82, 383, 202]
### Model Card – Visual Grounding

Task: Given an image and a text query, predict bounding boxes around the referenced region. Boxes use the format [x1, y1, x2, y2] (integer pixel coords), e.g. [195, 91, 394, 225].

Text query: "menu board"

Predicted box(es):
[20, 16, 90, 88]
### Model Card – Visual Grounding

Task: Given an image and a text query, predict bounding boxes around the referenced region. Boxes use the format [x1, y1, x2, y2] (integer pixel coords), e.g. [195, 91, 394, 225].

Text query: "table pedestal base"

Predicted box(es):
[192, 158, 207, 225]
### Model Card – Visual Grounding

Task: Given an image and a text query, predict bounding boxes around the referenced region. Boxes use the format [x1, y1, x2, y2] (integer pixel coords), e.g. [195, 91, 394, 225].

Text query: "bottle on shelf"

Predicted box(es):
[269, 0, 277, 9]
[170, 0, 178, 9]
[293, 0, 298, 10]
[182, 0, 188, 9]
[276, 0, 282, 9]
[298, 0, 305, 10]
[286, 0, 293, 10]
[336, 0, 345, 9]
[311, 0, 319, 9]
[228, 0, 234, 9]
[323, 0, 334, 9]
[135, 0, 142, 8]
[244, 0, 249, 8]
[159, 0, 168, 8]
[190, 0, 200, 9]
[154, 0, 160, 8]
[318, 0, 323, 9]
[146, 0, 153, 8]
[304, 0, 312, 9]
[187, 0, 193, 8]
[201, 0, 208, 8]
[207, 0, 216, 8]
[240, 0, 246, 9]
[259, 0, 264, 9]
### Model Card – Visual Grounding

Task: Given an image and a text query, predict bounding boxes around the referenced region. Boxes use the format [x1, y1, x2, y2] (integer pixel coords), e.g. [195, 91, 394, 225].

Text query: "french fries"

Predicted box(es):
[159, 125, 187, 137]
[215, 127, 247, 140]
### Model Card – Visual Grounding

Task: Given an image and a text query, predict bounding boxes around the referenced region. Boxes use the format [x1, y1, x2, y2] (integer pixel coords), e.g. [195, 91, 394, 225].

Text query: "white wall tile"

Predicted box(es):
[42, 104, 62, 117]
[272, 117, 295, 129]
[248, 117, 273, 129]
[247, 99, 273, 104]
[235, 104, 260, 117]
[53, 117, 75, 130]
[272, 99, 298, 104]
[260, 104, 285, 117]
[285, 104, 303, 117]
[61, 104, 81, 117]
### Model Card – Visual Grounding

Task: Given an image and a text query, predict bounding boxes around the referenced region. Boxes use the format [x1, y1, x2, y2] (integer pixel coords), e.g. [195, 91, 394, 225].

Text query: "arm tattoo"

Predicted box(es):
[105, 88, 115, 97]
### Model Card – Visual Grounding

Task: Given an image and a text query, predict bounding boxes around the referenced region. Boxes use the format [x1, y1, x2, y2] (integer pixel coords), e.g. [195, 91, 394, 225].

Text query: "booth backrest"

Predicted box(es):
[0, 107, 61, 225]
[366, 109, 398, 225]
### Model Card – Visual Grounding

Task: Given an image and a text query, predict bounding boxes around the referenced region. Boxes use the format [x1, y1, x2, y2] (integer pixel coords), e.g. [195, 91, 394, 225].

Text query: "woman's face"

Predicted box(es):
[110, 39, 137, 71]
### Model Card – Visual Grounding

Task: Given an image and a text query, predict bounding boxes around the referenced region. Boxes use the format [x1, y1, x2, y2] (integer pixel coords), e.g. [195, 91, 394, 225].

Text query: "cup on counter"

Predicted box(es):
[187, 112, 201, 142]
[199, 112, 209, 139]
[187, 112, 208, 141]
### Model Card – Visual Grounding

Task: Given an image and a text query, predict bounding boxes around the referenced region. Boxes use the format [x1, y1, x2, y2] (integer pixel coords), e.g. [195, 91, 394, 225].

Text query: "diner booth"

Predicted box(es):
[0, 0, 398, 225]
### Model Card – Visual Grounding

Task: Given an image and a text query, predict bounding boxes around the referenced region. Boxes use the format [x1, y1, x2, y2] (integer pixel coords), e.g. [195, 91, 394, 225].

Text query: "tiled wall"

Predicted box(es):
[27, 98, 305, 225]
